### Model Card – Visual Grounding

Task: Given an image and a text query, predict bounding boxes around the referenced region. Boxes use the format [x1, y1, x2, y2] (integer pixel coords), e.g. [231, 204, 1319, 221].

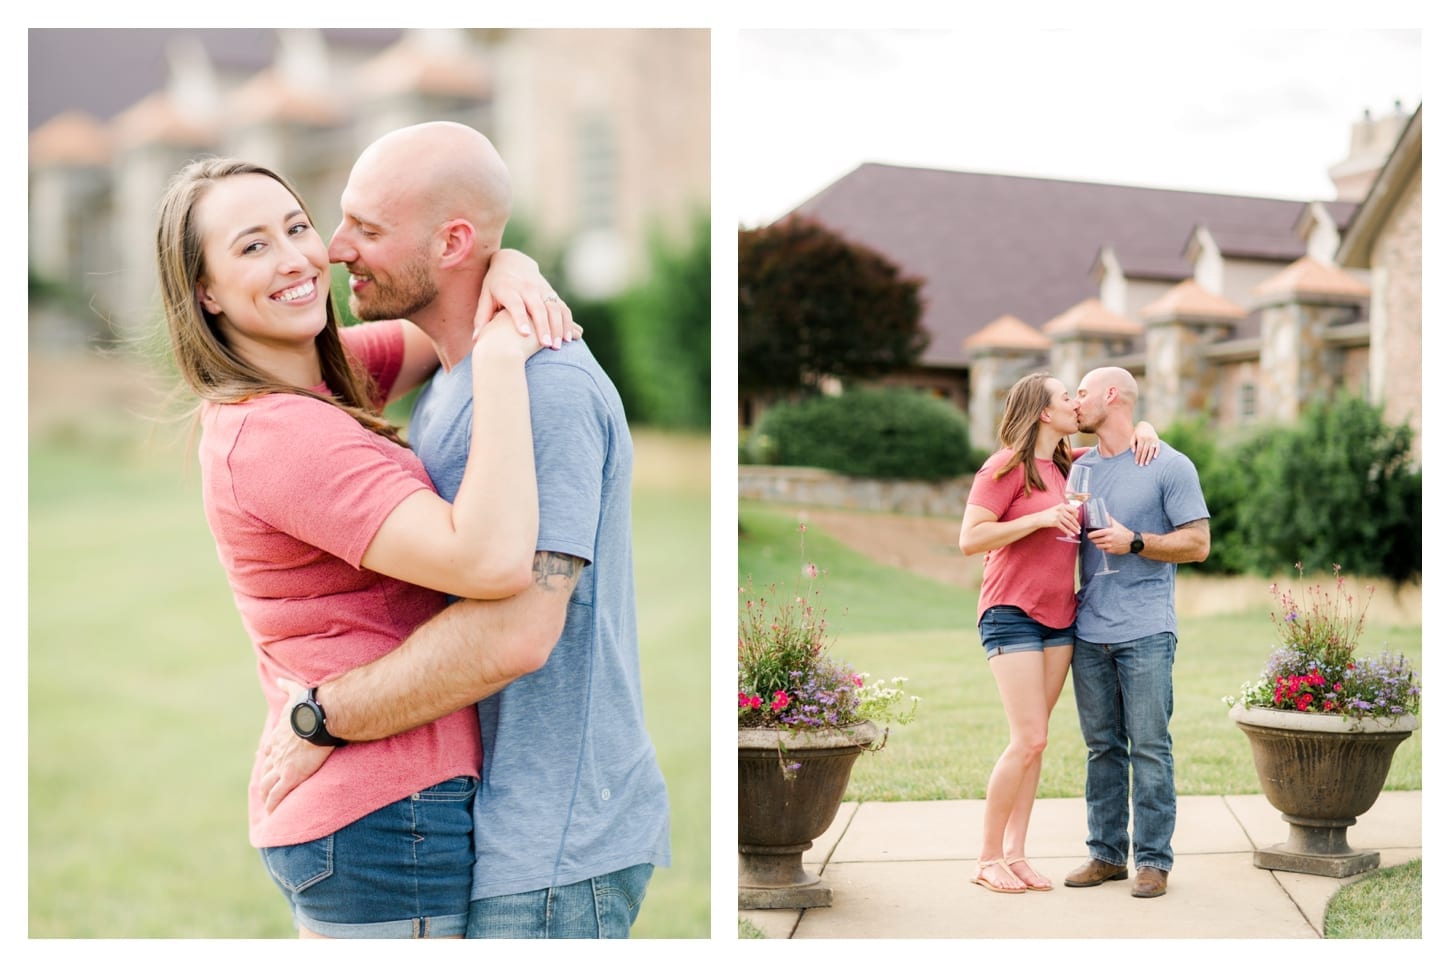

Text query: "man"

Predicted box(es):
[263, 121, 670, 937]
[1063, 367, 1209, 900]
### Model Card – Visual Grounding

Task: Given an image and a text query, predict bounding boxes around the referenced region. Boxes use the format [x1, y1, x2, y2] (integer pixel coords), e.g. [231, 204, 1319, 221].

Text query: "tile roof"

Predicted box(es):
[28, 110, 112, 167]
[111, 92, 218, 150]
[354, 34, 490, 98]
[791, 163, 1331, 369]
[1140, 279, 1248, 324]
[1252, 257, 1371, 302]
[1042, 297, 1143, 338]
[228, 70, 344, 127]
[963, 314, 1052, 354]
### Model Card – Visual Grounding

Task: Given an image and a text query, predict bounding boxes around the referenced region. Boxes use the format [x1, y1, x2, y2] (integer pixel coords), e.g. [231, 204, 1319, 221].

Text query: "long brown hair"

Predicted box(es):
[155, 157, 404, 447]
[992, 372, 1072, 495]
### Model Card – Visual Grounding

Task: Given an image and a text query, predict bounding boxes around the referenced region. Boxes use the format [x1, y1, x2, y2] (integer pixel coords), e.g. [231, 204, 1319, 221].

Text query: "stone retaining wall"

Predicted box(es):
[738, 465, 971, 518]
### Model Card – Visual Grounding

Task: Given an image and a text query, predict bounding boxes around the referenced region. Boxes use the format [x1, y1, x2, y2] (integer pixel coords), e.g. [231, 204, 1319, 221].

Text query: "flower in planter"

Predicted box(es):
[738, 523, 919, 774]
[1225, 562, 1421, 723]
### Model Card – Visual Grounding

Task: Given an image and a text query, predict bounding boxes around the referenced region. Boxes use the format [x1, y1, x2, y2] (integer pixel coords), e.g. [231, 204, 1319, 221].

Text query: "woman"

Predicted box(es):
[958, 372, 1155, 894]
[155, 157, 577, 938]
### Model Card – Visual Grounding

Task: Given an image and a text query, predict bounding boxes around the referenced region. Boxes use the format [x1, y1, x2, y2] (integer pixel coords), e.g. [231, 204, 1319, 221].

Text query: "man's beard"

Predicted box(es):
[350, 256, 438, 321]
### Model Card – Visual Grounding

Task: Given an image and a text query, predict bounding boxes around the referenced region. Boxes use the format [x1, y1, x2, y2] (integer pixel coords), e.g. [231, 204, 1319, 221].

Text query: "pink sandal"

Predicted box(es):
[972, 858, 1027, 894]
[1005, 856, 1053, 891]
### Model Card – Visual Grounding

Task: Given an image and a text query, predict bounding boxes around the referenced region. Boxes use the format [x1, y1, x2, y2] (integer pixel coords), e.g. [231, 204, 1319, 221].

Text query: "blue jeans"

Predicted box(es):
[1071, 632, 1177, 872]
[466, 863, 654, 938]
[978, 605, 1074, 659]
[259, 776, 476, 938]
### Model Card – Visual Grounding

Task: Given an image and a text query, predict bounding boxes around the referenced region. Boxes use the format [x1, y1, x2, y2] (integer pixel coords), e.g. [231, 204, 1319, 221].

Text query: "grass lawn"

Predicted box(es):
[739, 502, 1421, 802]
[28, 424, 708, 939]
[1323, 859, 1421, 938]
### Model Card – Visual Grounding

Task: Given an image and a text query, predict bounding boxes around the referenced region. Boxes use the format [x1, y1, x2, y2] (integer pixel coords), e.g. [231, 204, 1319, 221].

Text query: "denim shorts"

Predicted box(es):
[978, 605, 1074, 659]
[466, 863, 654, 938]
[259, 775, 477, 938]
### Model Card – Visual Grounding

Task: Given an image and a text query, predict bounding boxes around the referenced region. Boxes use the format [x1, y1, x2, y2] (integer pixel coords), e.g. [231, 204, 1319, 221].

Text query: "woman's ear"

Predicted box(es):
[196, 281, 221, 315]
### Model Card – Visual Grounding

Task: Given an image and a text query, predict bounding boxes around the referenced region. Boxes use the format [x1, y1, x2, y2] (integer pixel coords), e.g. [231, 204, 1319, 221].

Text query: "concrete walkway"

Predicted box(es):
[739, 790, 1420, 939]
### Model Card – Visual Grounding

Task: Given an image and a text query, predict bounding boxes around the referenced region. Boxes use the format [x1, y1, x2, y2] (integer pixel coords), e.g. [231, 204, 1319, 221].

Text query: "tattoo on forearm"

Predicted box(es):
[533, 551, 583, 591]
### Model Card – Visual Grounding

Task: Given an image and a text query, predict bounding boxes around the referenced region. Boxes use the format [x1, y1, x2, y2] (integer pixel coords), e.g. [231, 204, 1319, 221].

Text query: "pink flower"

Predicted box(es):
[771, 690, 791, 712]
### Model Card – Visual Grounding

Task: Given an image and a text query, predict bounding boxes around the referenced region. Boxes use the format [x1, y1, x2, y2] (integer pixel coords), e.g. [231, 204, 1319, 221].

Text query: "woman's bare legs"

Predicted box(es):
[978, 650, 1051, 890]
[1002, 645, 1073, 889]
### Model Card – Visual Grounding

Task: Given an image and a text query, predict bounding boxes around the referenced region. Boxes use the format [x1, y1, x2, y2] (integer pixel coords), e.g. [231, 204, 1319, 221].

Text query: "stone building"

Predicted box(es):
[764, 102, 1420, 458]
[28, 28, 710, 342]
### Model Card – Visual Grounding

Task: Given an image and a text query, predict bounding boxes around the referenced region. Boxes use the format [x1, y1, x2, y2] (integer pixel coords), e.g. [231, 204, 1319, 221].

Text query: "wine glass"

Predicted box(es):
[1056, 464, 1091, 543]
[1085, 498, 1118, 575]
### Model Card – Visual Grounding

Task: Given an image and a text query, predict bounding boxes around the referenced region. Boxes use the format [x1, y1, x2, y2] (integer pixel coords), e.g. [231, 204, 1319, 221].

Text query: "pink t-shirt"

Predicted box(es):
[198, 321, 481, 848]
[966, 448, 1079, 629]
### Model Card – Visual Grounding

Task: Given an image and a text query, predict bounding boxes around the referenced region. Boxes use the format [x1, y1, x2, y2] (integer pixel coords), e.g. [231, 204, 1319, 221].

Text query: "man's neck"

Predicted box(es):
[1093, 416, 1136, 458]
[418, 284, 484, 372]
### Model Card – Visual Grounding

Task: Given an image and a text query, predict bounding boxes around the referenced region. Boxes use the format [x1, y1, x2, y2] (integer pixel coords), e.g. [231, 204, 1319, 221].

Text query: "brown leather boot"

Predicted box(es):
[1063, 857, 1129, 887]
[1132, 867, 1168, 898]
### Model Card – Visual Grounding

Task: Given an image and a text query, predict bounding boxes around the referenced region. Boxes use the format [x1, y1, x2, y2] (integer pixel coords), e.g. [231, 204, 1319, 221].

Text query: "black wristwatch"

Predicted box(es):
[1129, 532, 1145, 555]
[290, 687, 347, 747]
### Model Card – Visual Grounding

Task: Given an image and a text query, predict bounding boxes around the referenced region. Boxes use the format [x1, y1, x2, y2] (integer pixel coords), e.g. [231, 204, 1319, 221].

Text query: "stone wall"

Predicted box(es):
[739, 465, 971, 518]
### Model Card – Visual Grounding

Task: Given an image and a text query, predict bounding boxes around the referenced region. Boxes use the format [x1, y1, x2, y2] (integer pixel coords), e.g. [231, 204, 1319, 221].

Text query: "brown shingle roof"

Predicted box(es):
[791, 163, 1334, 369]
[1140, 279, 1248, 323]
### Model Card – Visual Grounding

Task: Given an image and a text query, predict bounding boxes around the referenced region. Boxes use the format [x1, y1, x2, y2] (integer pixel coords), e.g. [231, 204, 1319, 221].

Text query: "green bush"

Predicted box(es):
[1164, 397, 1420, 584]
[1237, 395, 1420, 584]
[748, 387, 977, 481]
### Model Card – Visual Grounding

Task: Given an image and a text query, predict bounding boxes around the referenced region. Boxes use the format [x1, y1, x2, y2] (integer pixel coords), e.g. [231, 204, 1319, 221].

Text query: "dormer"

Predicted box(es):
[1090, 246, 1127, 316]
[1183, 226, 1223, 295]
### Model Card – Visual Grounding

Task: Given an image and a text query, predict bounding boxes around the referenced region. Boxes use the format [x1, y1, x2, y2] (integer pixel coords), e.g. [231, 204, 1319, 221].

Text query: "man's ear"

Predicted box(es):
[196, 281, 221, 315]
[437, 219, 476, 268]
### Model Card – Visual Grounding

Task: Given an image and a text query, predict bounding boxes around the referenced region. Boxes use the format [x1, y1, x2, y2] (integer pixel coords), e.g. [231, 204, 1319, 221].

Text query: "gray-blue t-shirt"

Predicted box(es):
[410, 339, 671, 899]
[1074, 442, 1210, 643]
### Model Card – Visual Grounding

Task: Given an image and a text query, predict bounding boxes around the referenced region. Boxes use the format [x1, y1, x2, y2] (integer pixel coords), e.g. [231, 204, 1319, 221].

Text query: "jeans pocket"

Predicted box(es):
[414, 775, 478, 803]
[260, 834, 334, 894]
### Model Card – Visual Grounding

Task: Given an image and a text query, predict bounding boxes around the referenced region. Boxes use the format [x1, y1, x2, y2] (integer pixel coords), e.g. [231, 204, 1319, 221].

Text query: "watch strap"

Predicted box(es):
[292, 686, 347, 747]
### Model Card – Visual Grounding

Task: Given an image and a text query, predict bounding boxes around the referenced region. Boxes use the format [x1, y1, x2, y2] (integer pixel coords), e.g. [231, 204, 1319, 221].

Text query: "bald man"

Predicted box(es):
[266, 122, 670, 937]
[1062, 367, 1209, 901]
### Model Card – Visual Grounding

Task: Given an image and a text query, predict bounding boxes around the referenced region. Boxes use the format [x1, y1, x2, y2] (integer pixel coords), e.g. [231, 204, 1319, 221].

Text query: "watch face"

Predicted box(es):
[292, 703, 320, 735]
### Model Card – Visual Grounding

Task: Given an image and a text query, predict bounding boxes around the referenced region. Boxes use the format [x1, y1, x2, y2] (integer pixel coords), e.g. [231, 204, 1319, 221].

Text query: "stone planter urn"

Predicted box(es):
[1229, 704, 1418, 877]
[737, 721, 881, 909]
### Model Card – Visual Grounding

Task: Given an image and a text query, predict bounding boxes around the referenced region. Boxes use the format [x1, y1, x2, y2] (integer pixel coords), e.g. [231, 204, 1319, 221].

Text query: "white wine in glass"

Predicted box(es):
[1057, 463, 1090, 543]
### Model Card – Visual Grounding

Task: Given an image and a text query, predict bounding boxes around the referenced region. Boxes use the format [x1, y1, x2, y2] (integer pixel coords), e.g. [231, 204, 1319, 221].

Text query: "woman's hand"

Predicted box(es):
[1039, 501, 1082, 539]
[476, 249, 578, 349]
[1131, 421, 1161, 466]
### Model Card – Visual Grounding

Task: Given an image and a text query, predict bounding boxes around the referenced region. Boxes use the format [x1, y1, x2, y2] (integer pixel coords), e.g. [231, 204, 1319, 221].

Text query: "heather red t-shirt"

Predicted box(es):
[198, 321, 481, 848]
[966, 448, 1079, 629]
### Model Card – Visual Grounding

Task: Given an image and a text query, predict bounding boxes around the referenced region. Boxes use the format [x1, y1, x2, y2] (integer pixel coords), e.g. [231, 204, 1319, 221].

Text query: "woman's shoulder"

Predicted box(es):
[976, 448, 1018, 474]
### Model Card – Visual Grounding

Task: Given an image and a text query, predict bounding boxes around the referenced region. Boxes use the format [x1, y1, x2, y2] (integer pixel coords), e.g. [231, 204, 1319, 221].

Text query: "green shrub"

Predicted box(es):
[748, 387, 977, 481]
[1237, 395, 1420, 584]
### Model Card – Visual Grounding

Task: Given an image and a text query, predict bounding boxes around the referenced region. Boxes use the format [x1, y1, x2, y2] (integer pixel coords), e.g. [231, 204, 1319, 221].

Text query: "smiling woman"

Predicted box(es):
[151, 156, 571, 938]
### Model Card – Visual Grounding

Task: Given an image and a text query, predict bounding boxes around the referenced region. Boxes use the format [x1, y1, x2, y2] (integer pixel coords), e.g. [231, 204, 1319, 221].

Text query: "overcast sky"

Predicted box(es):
[734, 28, 1423, 227]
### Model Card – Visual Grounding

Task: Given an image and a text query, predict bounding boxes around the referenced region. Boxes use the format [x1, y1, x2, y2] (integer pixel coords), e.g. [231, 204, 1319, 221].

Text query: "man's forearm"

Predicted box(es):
[318, 552, 579, 741]
[1142, 519, 1211, 564]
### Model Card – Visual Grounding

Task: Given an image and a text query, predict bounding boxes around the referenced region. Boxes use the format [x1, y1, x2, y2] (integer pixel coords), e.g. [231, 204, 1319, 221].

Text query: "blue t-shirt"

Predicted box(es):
[410, 339, 671, 899]
[1073, 442, 1210, 643]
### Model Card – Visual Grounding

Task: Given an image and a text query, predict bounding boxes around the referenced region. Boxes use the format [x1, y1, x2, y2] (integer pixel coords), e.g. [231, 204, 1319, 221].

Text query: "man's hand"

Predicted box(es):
[477, 249, 577, 349]
[258, 677, 334, 813]
[1086, 513, 1133, 555]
